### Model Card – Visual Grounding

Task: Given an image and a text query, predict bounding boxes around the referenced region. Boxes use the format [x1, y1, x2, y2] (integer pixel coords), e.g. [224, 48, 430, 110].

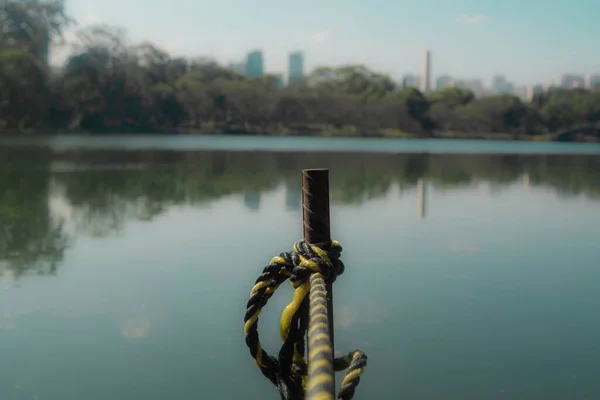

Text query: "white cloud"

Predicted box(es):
[456, 14, 489, 24]
[311, 31, 330, 44]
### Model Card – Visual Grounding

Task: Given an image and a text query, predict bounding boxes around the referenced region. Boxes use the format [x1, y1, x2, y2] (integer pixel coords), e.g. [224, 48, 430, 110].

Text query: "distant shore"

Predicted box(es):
[177, 127, 558, 142]
[2, 123, 599, 143]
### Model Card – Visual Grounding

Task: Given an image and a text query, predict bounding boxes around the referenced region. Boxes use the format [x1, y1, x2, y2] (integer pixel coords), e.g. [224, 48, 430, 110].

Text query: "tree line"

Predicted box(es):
[2, 0, 600, 140]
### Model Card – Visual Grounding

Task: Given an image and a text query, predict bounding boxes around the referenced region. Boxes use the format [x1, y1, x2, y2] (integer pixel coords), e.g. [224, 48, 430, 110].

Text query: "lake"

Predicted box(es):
[1, 135, 600, 400]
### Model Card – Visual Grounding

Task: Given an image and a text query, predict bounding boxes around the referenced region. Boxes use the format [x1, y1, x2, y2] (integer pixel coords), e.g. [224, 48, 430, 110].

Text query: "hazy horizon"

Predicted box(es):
[49, 0, 600, 86]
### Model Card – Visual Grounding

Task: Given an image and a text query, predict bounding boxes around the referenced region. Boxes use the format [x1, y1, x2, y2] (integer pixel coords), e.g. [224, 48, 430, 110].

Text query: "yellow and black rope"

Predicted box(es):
[243, 240, 367, 400]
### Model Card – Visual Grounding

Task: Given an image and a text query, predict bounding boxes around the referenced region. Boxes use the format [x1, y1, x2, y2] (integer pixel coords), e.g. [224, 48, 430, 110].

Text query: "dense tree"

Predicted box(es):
[0, 0, 71, 57]
[534, 88, 600, 132]
[1, 0, 599, 140]
[428, 87, 474, 107]
[0, 48, 51, 130]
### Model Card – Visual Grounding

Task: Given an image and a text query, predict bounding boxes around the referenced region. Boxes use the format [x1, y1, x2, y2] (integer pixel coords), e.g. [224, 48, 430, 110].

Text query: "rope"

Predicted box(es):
[243, 240, 367, 400]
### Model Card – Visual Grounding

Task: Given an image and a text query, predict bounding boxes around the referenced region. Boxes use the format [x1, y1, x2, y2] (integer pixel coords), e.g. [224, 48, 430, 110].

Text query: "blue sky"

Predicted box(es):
[50, 0, 600, 86]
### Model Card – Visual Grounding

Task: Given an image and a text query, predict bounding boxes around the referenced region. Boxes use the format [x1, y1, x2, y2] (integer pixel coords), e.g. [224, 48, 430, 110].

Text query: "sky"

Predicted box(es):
[50, 0, 600, 86]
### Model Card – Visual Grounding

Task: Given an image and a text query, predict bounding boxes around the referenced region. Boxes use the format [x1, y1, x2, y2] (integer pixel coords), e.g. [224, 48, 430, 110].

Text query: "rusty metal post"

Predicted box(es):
[302, 168, 336, 399]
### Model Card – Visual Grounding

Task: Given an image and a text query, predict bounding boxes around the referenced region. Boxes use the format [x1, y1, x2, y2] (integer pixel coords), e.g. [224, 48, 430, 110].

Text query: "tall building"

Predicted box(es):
[560, 74, 585, 89]
[419, 50, 431, 93]
[525, 84, 544, 101]
[588, 74, 600, 90]
[402, 74, 419, 88]
[288, 51, 304, 86]
[244, 50, 264, 78]
[435, 75, 452, 90]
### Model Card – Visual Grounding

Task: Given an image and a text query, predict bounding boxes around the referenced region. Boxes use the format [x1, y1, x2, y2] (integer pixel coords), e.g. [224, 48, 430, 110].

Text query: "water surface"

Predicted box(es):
[3, 134, 600, 154]
[1, 137, 600, 400]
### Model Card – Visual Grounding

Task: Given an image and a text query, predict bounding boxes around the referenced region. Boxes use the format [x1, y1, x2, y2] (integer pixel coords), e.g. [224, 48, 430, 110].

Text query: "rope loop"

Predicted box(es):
[289, 240, 344, 286]
[243, 239, 366, 400]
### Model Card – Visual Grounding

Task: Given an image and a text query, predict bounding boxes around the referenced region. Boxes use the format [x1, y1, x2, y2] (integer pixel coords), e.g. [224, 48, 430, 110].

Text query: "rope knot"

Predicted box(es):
[244, 239, 366, 400]
[290, 240, 344, 284]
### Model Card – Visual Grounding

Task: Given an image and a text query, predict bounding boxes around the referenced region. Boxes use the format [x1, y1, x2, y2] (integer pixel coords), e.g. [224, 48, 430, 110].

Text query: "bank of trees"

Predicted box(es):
[2, 0, 600, 139]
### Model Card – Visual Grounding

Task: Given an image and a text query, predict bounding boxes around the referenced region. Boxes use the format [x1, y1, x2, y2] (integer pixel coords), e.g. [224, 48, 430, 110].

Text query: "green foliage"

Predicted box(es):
[3, 148, 600, 277]
[1, 1, 599, 140]
[535, 89, 600, 132]
[0, 148, 69, 278]
[428, 87, 474, 107]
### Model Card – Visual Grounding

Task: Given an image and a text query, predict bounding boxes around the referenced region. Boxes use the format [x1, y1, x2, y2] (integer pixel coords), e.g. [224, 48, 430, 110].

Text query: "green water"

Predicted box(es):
[1, 136, 600, 400]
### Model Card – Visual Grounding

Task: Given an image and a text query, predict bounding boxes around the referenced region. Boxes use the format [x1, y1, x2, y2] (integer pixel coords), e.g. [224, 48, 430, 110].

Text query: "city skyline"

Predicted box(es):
[226, 48, 598, 99]
[49, 0, 600, 86]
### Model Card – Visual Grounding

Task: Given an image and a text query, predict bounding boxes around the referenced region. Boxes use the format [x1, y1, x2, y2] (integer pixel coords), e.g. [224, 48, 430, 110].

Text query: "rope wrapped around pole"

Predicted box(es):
[243, 169, 367, 400]
[306, 267, 335, 399]
[302, 169, 335, 400]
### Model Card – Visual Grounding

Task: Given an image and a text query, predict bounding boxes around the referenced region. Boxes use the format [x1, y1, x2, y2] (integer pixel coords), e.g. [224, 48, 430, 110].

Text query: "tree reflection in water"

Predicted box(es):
[2, 147, 599, 280]
[0, 149, 70, 281]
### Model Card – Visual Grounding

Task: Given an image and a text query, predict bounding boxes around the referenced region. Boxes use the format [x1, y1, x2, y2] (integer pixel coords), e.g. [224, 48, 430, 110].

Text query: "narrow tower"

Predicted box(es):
[420, 50, 431, 93]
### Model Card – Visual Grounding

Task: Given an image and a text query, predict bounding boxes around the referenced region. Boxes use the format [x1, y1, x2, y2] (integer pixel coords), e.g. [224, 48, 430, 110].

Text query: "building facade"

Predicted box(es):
[588, 74, 600, 90]
[288, 51, 304, 86]
[525, 84, 544, 101]
[244, 50, 264, 78]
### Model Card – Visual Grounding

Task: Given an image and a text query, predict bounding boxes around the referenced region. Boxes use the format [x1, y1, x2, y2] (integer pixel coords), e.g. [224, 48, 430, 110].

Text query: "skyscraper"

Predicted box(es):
[244, 50, 264, 78]
[589, 74, 600, 90]
[288, 51, 304, 86]
[419, 50, 431, 93]
[525, 84, 544, 101]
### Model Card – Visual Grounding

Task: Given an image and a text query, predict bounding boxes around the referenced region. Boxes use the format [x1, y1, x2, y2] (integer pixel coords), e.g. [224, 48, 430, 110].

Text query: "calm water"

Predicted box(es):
[1, 136, 600, 400]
